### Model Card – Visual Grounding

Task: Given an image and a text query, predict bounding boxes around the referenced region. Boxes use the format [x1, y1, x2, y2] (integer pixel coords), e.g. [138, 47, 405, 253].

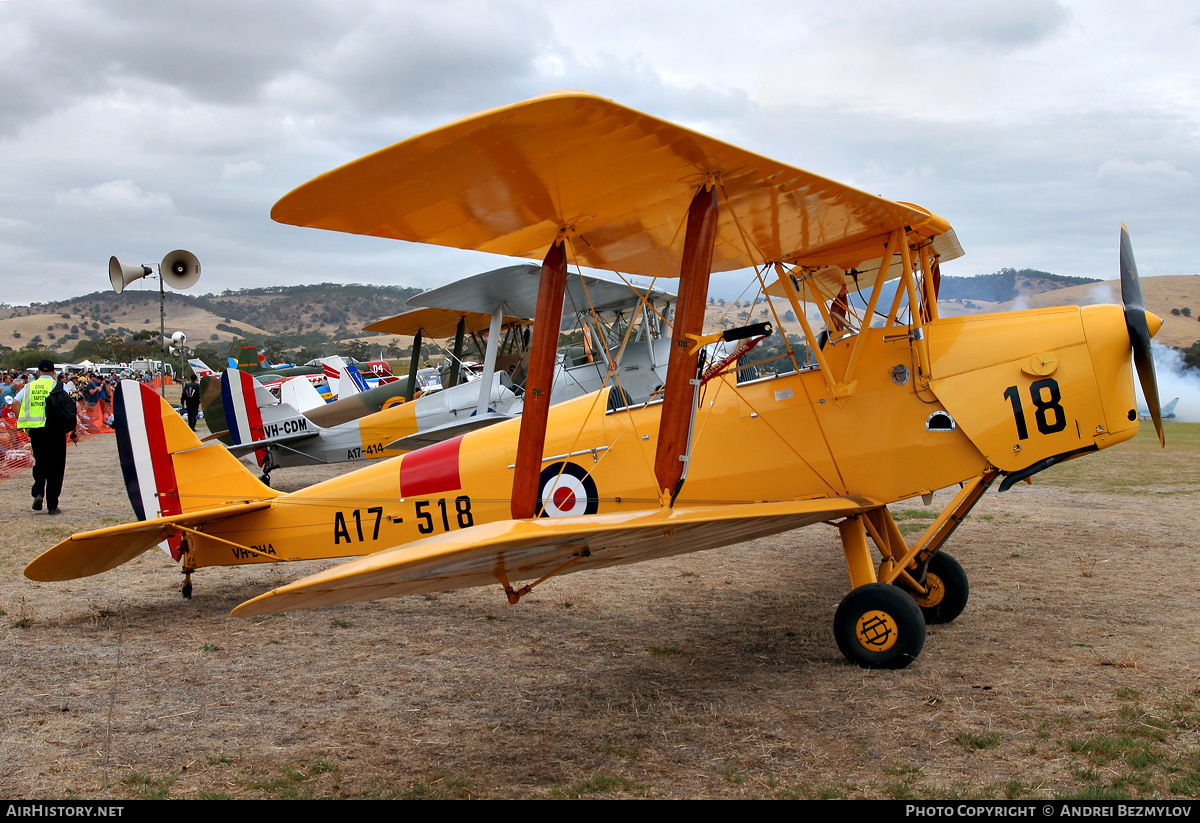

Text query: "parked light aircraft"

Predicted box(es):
[26, 92, 1163, 668]
[1140, 397, 1178, 421]
[206, 265, 679, 483]
[187, 358, 216, 379]
[229, 346, 331, 399]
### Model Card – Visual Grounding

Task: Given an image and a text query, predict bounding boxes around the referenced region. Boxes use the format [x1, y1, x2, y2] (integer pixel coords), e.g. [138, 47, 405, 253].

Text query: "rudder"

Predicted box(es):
[114, 380, 278, 526]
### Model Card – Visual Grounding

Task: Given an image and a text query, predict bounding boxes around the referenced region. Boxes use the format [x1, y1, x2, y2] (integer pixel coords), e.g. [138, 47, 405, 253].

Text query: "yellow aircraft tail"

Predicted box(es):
[25, 380, 281, 582]
[113, 379, 279, 526]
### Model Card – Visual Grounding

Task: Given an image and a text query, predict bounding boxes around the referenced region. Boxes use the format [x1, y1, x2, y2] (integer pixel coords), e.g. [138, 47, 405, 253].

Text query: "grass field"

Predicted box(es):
[0, 423, 1197, 799]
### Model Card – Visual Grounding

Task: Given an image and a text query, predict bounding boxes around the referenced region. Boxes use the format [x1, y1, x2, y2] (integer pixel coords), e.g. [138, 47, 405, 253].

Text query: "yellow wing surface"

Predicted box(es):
[271, 90, 950, 280]
[232, 497, 877, 616]
[25, 501, 275, 582]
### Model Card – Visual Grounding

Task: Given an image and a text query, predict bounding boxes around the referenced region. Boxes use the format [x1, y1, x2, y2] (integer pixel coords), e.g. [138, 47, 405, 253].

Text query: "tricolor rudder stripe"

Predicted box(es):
[221, 369, 265, 445]
[344, 364, 371, 393]
[114, 380, 183, 525]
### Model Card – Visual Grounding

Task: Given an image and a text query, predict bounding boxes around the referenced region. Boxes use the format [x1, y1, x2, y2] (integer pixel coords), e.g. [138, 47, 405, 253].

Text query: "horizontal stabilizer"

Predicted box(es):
[224, 427, 320, 458]
[384, 412, 514, 451]
[25, 500, 275, 582]
[232, 496, 877, 616]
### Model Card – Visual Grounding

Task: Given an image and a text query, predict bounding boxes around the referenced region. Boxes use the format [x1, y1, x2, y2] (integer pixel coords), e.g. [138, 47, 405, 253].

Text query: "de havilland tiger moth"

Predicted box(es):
[26, 91, 1164, 669]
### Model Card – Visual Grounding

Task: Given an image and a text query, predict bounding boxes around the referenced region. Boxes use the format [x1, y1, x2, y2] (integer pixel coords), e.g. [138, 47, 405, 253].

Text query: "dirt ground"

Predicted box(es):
[1, 424, 1197, 800]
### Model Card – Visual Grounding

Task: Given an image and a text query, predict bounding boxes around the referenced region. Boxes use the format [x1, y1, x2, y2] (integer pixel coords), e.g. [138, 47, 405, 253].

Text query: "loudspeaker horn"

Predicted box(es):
[108, 256, 152, 295]
[160, 250, 201, 290]
[171, 331, 187, 347]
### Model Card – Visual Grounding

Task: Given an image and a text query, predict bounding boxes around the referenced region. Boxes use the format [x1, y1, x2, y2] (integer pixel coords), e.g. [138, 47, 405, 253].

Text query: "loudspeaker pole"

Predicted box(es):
[159, 271, 166, 397]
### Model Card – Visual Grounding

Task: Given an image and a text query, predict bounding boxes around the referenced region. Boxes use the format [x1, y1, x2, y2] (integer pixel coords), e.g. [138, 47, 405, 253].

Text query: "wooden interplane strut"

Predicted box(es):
[511, 240, 568, 519]
[653, 185, 719, 503]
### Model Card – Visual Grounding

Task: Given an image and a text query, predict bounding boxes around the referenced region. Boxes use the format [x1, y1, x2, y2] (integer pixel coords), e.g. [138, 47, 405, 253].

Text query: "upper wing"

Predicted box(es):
[403, 264, 678, 318]
[232, 496, 878, 616]
[271, 90, 949, 278]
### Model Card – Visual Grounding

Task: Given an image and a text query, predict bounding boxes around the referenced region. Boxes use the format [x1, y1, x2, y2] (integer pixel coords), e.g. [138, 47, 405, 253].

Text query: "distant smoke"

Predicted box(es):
[1135, 341, 1200, 424]
[1087, 283, 1118, 304]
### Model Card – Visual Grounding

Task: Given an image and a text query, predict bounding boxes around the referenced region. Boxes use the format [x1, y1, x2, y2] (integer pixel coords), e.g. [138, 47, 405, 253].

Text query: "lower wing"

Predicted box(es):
[232, 496, 878, 616]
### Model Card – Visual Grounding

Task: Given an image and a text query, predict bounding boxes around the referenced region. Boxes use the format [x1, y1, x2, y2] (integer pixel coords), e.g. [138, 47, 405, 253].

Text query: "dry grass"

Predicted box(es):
[1, 425, 1197, 799]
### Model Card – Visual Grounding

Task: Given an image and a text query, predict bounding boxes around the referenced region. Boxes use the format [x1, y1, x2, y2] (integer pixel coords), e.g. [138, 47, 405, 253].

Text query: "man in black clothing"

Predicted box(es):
[19, 360, 76, 514]
[182, 374, 201, 430]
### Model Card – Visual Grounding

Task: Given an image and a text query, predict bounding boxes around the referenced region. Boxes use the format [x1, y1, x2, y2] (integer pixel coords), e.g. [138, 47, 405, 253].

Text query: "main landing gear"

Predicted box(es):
[834, 583, 925, 669]
[259, 454, 277, 487]
[832, 471, 994, 669]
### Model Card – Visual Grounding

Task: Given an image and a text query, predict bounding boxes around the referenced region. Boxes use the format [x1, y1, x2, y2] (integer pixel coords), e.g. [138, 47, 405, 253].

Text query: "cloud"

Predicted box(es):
[1098, 158, 1193, 188]
[222, 160, 263, 180]
[56, 179, 175, 213]
[0, 1, 1197, 307]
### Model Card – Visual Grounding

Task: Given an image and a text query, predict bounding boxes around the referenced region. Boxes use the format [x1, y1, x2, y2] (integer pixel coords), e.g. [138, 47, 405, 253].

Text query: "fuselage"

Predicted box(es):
[183, 304, 1140, 571]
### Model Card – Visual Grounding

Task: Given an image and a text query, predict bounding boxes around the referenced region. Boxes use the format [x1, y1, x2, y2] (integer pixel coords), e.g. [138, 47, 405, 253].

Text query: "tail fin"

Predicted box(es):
[220, 368, 269, 445]
[114, 380, 277, 523]
[279, 374, 326, 413]
[344, 363, 371, 393]
[320, 356, 369, 398]
[237, 345, 265, 369]
[220, 370, 321, 466]
[187, 357, 216, 378]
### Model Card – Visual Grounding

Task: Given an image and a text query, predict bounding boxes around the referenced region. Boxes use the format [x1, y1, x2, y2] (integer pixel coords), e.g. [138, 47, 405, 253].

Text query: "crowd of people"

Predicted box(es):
[0, 364, 130, 492]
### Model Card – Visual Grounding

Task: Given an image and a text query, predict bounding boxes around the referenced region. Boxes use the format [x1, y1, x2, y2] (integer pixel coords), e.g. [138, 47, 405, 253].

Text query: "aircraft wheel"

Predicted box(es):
[181, 581, 192, 600]
[912, 553, 968, 625]
[260, 474, 271, 487]
[834, 583, 926, 669]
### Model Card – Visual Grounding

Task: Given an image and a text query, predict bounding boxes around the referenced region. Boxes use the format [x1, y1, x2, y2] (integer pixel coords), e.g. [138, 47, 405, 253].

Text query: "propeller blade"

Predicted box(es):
[1119, 224, 1164, 446]
[1119, 223, 1144, 312]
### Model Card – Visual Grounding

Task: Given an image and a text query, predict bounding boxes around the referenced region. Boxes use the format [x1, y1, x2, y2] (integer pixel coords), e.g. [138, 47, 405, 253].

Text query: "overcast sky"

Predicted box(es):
[0, 0, 1196, 305]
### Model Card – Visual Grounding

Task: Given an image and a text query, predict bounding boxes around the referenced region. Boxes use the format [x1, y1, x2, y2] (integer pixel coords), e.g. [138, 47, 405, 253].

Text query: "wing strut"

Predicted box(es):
[654, 184, 720, 504]
[449, 316, 466, 388]
[511, 239, 569, 518]
[475, 304, 504, 418]
[404, 328, 423, 401]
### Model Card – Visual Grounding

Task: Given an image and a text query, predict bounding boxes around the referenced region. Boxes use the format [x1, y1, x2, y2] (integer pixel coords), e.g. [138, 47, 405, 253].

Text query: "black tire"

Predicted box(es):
[912, 552, 968, 625]
[260, 474, 271, 487]
[834, 583, 926, 669]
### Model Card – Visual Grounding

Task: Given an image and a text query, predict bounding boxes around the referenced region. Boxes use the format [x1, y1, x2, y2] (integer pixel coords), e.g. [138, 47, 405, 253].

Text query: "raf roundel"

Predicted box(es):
[536, 461, 599, 518]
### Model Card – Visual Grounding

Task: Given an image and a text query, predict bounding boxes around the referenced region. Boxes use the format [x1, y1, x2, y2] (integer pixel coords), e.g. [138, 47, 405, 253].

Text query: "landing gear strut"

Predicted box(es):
[831, 471, 995, 668]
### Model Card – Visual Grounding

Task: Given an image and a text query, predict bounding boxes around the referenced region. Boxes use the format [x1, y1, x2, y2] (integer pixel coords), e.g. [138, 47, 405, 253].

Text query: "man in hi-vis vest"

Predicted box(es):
[18, 360, 69, 514]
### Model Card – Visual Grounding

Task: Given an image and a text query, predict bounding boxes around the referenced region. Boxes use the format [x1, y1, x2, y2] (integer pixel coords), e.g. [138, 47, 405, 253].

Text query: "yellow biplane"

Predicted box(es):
[26, 91, 1163, 669]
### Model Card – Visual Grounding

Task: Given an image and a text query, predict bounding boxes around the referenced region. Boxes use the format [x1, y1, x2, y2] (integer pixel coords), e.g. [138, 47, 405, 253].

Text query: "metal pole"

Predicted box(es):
[159, 273, 166, 398]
